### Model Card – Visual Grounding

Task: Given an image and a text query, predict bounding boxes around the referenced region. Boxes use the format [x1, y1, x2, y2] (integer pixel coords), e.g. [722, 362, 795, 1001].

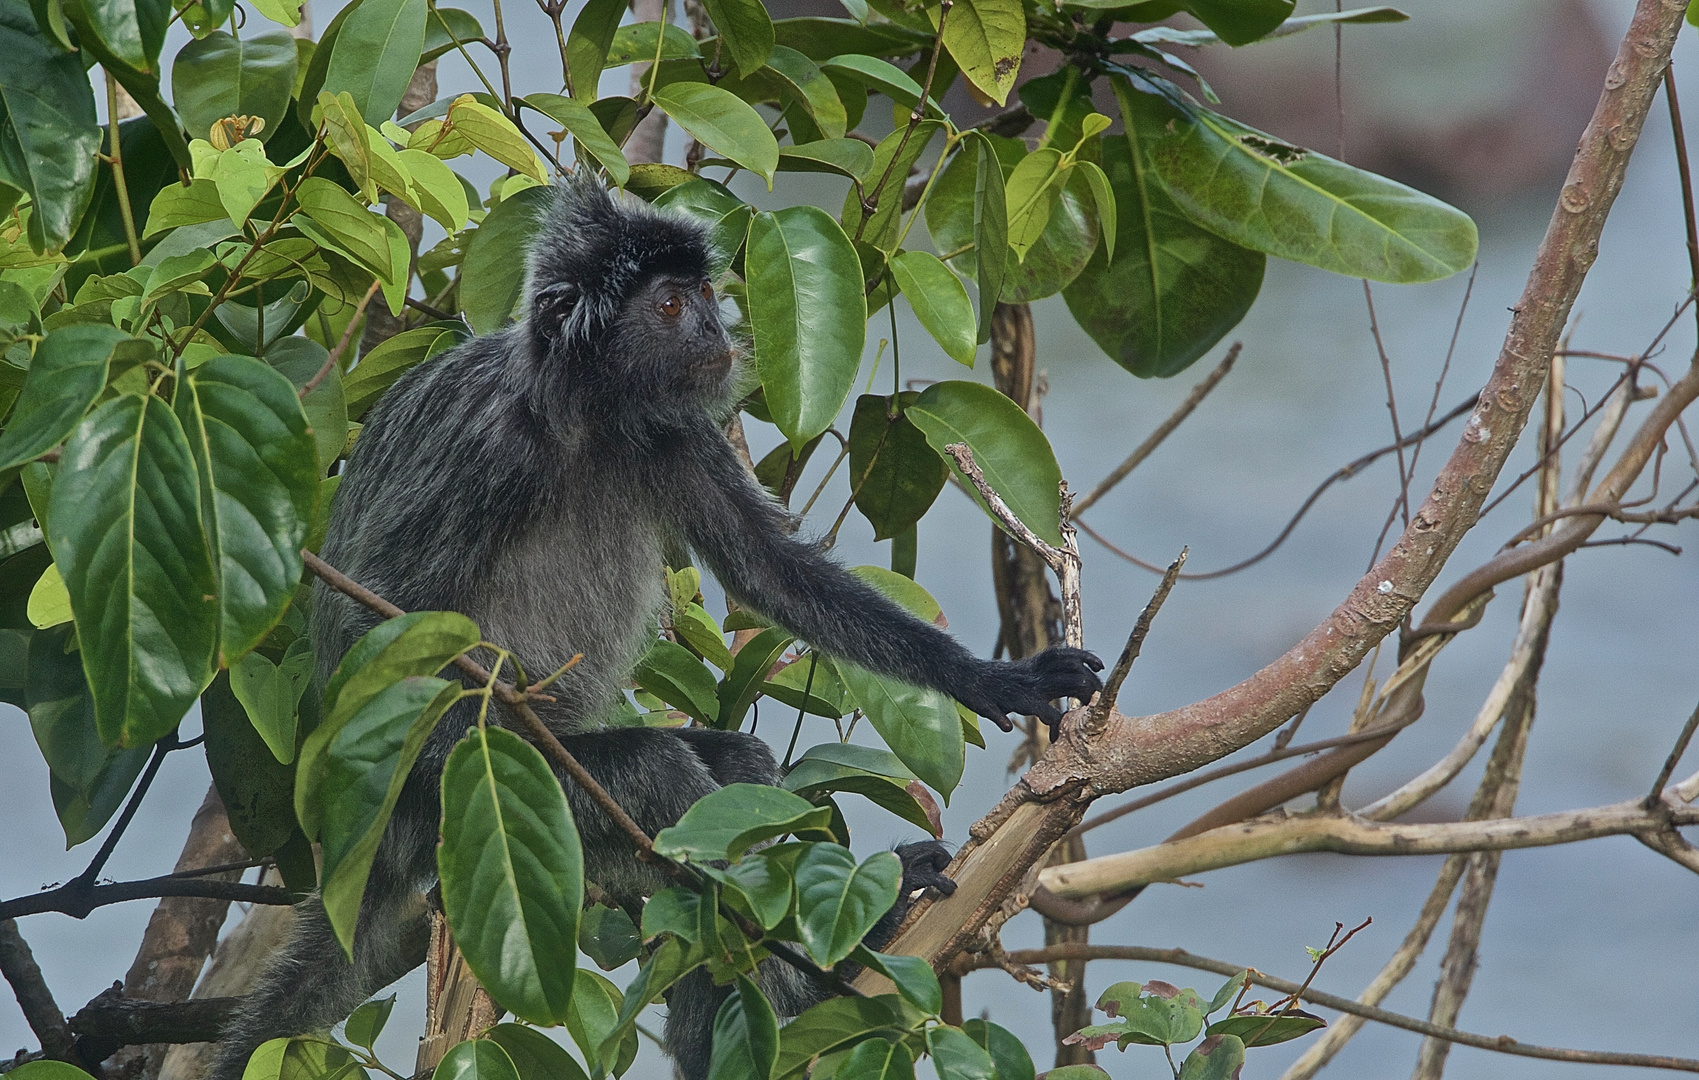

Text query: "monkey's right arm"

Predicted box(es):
[661, 425, 1102, 731]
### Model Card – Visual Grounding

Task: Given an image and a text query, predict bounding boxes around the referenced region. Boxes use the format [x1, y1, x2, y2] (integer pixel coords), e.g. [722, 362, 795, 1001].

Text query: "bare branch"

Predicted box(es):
[958, 944, 1699, 1074]
[1086, 548, 1186, 726]
[1647, 698, 1699, 806]
[0, 919, 74, 1060]
[0, 878, 295, 921]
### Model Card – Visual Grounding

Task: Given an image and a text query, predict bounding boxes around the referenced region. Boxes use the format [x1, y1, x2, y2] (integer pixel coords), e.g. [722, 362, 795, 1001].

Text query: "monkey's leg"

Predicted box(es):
[207, 852, 431, 1080]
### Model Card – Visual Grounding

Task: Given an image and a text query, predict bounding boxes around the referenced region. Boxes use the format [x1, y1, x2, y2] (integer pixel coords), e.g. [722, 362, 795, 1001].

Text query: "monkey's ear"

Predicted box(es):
[534, 281, 580, 331]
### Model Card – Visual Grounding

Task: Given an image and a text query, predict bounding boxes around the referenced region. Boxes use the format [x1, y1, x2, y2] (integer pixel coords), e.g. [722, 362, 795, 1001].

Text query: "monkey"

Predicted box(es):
[208, 175, 1103, 1080]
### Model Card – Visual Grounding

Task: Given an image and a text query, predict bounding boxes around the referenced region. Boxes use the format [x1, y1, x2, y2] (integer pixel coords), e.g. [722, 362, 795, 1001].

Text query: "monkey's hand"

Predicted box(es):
[959, 647, 1104, 736]
[865, 841, 957, 950]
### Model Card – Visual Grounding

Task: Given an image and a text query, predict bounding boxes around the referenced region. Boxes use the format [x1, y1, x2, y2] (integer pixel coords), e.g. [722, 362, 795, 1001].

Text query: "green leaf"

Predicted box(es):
[342, 326, 455, 419]
[765, 45, 845, 140]
[793, 844, 899, 967]
[652, 178, 751, 274]
[322, 0, 427, 124]
[1003, 148, 1063, 262]
[292, 176, 397, 282]
[144, 179, 231, 238]
[819, 54, 935, 116]
[578, 903, 641, 970]
[781, 741, 937, 835]
[710, 976, 779, 1080]
[939, 0, 1022, 105]
[440, 725, 583, 1024]
[597, 937, 699, 1071]
[1204, 970, 1249, 1016]
[835, 1037, 912, 1080]
[1128, 76, 1476, 282]
[703, 0, 773, 78]
[925, 1026, 994, 1080]
[846, 393, 947, 541]
[1178, 1034, 1246, 1080]
[841, 121, 942, 251]
[294, 0, 358, 128]
[432, 1038, 521, 1080]
[775, 18, 928, 60]
[171, 29, 298, 143]
[422, 6, 484, 61]
[229, 637, 313, 763]
[174, 356, 318, 662]
[49, 395, 217, 747]
[653, 782, 835, 863]
[317, 610, 479, 735]
[963, 133, 1007, 341]
[266, 336, 349, 474]
[1177, 0, 1293, 45]
[634, 637, 721, 724]
[774, 996, 922, 1080]
[714, 624, 794, 730]
[961, 1020, 1033, 1080]
[0, 325, 125, 471]
[907, 380, 1062, 546]
[604, 20, 701, 65]
[209, 141, 286, 228]
[567, 968, 635, 1074]
[850, 949, 940, 1016]
[486, 1023, 590, 1080]
[1074, 159, 1116, 262]
[302, 674, 462, 950]
[0, 1, 101, 253]
[674, 602, 734, 671]
[652, 84, 779, 185]
[250, 0, 302, 27]
[1089, 981, 1205, 1046]
[747, 207, 865, 449]
[701, 852, 793, 929]
[850, 564, 942, 622]
[343, 994, 395, 1049]
[565, 0, 627, 101]
[202, 668, 300, 855]
[76, 0, 171, 72]
[1039, 1069, 1108, 1080]
[396, 147, 472, 231]
[518, 93, 630, 187]
[25, 622, 150, 845]
[449, 96, 547, 182]
[1205, 1011, 1325, 1047]
[890, 252, 974, 365]
[779, 139, 874, 182]
[8, 1062, 100, 1080]
[836, 663, 962, 801]
[460, 184, 552, 332]
[763, 652, 848, 719]
[1063, 100, 1263, 378]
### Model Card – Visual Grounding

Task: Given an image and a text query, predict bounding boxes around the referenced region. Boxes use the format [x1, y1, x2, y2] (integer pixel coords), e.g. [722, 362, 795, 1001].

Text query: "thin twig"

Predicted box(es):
[302, 280, 381, 398]
[962, 944, 1699, 1073]
[105, 71, 141, 267]
[0, 878, 294, 921]
[1647, 699, 1699, 808]
[1667, 62, 1699, 333]
[1363, 281, 1411, 531]
[1087, 548, 1186, 726]
[853, 0, 951, 242]
[1070, 346, 1238, 516]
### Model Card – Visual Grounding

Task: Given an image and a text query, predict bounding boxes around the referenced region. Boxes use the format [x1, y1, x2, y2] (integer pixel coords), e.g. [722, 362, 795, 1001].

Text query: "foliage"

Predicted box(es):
[0, 0, 1473, 1072]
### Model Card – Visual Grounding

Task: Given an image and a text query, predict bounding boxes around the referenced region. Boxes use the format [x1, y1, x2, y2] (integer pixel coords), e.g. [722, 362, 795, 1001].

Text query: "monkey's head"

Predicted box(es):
[526, 175, 737, 415]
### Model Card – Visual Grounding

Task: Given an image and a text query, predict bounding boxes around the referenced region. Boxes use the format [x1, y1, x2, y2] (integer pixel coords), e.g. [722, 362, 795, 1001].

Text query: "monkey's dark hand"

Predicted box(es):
[959, 647, 1104, 736]
[866, 841, 957, 950]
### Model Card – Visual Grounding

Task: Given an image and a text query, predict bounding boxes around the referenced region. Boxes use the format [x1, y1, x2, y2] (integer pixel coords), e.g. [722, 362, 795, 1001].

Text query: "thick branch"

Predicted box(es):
[67, 994, 239, 1047]
[1037, 789, 1699, 897]
[865, 0, 1686, 977]
[959, 945, 1699, 1074]
[0, 919, 74, 1060]
[0, 879, 294, 921]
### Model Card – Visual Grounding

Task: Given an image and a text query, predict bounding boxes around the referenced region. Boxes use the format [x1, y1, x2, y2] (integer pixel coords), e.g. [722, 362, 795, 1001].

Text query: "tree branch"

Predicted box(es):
[0, 879, 295, 921]
[0, 919, 74, 1060]
[958, 944, 1699, 1074]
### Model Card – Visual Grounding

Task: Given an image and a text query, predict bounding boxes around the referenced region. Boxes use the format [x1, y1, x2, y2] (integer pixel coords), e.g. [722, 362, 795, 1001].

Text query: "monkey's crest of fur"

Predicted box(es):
[526, 175, 713, 353]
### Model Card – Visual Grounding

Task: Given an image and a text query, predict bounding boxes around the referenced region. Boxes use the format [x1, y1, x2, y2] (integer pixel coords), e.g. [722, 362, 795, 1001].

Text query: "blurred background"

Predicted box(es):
[5, 1, 1697, 1076]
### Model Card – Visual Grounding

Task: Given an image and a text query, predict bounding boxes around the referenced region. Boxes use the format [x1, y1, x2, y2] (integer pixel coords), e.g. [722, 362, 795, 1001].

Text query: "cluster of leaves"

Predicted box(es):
[0, 0, 1477, 1071]
[1056, 972, 1325, 1080]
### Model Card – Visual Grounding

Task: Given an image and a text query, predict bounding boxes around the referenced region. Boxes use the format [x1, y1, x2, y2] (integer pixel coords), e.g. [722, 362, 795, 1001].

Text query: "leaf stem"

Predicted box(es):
[854, 0, 952, 242]
[105, 70, 142, 266]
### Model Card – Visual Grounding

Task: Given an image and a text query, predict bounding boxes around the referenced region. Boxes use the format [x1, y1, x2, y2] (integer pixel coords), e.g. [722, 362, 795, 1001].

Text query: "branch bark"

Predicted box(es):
[860, 0, 1688, 983]
[0, 919, 74, 1061]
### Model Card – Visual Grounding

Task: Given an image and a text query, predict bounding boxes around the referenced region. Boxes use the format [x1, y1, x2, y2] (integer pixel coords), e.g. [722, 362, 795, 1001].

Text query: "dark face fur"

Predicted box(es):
[609, 273, 735, 402]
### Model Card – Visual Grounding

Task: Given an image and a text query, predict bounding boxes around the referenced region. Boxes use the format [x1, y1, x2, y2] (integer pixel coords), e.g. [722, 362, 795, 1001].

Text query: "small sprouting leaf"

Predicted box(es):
[440, 725, 583, 1025]
[317, 610, 481, 735]
[714, 625, 793, 730]
[701, 851, 794, 929]
[1205, 970, 1250, 1015]
[229, 640, 313, 763]
[652, 783, 836, 863]
[1003, 148, 1064, 262]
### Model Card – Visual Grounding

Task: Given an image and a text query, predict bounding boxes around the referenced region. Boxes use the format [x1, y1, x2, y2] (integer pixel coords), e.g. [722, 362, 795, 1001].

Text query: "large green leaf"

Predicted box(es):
[342, 325, 457, 418]
[300, 674, 462, 951]
[266, 336, 349, 474]
[171, 30, 298, 143]
[322, 0, 427, 124]
[1205, 1012, 1325, 1047]
[714, 624, 793, 730]
[634, 637, 720, 724]
[1127, 76, 1476, 282]
[962, 1021, 1033, 1080]
[0, 325, 126, 471]
[835, 1037, 913, 1080]
[596, 937, 700, 1071]
[774, 18, 928, 60]
[747, 207, 865, 449]
[793, 844, 900, 967]
[906, 380, 1063, 546]
[229, 638, 313, 764]
[48, 394, 218, 747]
[708, 976, 779, 1080]
[1179, 1034, 1246, 1080]
[567, 968, 636, 1074]
[486, 1023, 591, 1080]
[837, 662, 962, 801]
[847, 393, 948, 542]
[432, 1038, 521, 1080]
[421, 6, 485, 61]
[926, 1027, 995, 1080]
[703, 0, 773, 79]
[0, 0, 101, 253]
[781, 741, 936, 835]
[564, 0, 625, 101]
[764, 45, 844, 140]
[1063, 98, 1264, 378]
[76, 0, 171, 73]
[939, 0, 1023, 105]
[652, 83, 779, 185]
[318, 609, 480, 731]
[174, 356, 318, 663]
[518, 93, 630, 187]
[25, 623, 150, 845]
[440, 725, 582, 1025]
[460, 185, 552, 332]
[652, 782, 835, 863]
[292, 176, 402, 285]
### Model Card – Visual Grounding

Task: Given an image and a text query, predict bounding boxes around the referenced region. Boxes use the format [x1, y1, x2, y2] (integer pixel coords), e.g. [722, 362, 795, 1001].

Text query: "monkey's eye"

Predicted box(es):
[659, 294, 683, 318]
[699, 280, 714, 301]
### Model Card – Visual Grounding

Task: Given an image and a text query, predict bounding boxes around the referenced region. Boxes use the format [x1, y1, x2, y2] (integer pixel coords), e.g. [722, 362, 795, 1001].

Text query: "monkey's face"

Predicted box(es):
[615, 273, 737, 399]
